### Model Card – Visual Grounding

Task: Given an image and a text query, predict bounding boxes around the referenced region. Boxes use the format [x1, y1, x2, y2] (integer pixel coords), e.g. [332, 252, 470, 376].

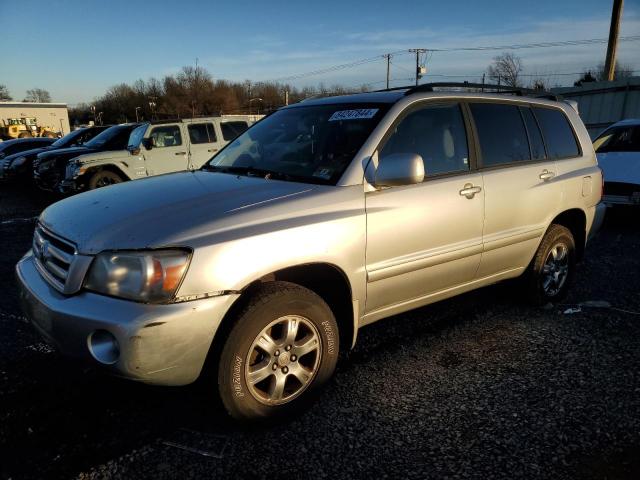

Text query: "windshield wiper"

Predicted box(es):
[202, 164, 322, 184]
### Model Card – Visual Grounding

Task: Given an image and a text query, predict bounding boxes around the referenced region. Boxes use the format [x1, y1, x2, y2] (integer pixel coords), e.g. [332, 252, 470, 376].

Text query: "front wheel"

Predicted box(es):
[524, 224, 576, 305]
[218, 281, 339, 421]
[88, 170, 123, 190]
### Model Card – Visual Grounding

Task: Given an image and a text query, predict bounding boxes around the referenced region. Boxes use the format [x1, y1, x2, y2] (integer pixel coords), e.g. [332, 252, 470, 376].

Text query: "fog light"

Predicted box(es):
[88, 330, 120, 365]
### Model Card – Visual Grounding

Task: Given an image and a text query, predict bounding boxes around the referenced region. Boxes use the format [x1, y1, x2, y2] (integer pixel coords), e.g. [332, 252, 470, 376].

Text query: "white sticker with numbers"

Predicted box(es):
[328, 109, 379, 122]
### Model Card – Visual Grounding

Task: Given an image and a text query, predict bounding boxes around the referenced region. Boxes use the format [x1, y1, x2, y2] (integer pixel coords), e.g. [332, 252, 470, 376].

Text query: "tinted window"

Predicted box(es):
[188, 123, 217, 144]
[520, 107, 546, 160]
[533, 107, 580, 159]
[221, 121, 248, 141]
[380, 103, 469, 176]
[150, 125, 182, 148]
[470, 103, 530, 166]
[594, 125, 640, 153]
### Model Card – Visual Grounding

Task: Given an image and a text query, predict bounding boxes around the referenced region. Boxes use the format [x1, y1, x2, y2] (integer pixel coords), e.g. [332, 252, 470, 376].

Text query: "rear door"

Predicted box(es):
[187, 122, 224, 168]
[145, 124, 188, 175]
[469, 102, 561, 277]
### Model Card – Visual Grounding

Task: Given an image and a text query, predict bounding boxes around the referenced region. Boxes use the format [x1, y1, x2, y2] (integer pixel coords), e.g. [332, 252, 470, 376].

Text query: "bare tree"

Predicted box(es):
[487, 52, 523, 87]
[0, 84, 12, 101]
[594, 61, 634, 81]
[530, 78, 549, 91]
[23, 88, 51, 103]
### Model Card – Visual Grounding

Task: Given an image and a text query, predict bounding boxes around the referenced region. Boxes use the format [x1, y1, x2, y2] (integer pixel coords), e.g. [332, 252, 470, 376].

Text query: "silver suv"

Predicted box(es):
[16, 84, 606, 421]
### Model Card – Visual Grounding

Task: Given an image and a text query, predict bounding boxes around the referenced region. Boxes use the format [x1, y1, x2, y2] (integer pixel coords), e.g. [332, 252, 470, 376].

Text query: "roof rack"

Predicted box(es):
[374, 82, 563, 101]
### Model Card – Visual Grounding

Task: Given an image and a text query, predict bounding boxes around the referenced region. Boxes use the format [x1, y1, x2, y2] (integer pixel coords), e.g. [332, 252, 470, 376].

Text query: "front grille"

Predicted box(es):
[33, 224, 76, 292]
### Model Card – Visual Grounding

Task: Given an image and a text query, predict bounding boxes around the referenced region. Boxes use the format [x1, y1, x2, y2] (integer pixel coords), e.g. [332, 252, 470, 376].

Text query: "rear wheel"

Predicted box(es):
[18, 132, 32, 138]
[88, 170, 123, 190]
[218, 281, 339, 421]
[524, 224, 576, 305]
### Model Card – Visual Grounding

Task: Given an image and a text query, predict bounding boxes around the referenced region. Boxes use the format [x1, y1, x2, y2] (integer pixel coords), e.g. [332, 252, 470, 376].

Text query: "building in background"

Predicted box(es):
[0, 102, 70, 138]
[553, 77, 640, 139]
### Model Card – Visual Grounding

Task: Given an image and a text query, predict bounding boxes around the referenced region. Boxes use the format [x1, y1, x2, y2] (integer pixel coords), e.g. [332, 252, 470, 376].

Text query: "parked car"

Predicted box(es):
[33, 124, 141, 191]
[593, 118, 640, 206]
[59, 116, 255, 192]
[0, 138, 56, 180]
[16, 86, 605, 421]
[1, 126, 109, 183]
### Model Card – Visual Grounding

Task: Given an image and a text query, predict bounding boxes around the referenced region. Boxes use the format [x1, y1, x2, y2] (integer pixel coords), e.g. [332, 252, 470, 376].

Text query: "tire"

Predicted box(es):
[18, 132, 32, 138]
[88, 170, 123, 190]
[218, 281, 339, 421]
[524, 224, 576, 305]
[43, 131, 56, 138]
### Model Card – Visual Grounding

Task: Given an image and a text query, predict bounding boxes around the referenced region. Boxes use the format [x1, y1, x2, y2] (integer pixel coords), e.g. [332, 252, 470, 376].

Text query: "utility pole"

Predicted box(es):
[604, 0, 624, 81]
[284, 90, 289, 106]
[383, 53, 391, 89]
[409, 49, 427, 86]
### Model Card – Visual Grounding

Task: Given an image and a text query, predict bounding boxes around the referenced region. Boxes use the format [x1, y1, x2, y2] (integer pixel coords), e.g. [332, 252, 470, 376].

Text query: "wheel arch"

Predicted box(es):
[81, 163, 132, 182]
[548, 208, 587, 261]
[202, 262, 356, 381]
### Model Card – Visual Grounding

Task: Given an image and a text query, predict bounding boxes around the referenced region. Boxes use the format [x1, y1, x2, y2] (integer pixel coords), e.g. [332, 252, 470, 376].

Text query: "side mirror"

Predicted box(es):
[141, 138, 153, 150]
[374, 153, 425, 187]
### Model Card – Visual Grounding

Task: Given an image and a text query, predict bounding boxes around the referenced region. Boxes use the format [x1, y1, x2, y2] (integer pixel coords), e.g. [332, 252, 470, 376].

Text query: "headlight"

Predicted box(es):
[85, 249, 191, 303]
[65, 158, 84, 178]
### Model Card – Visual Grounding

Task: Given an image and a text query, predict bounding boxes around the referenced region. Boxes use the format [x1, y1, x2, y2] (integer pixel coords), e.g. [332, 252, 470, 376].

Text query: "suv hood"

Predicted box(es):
[37, 146, 93, 163]
[74, 150, 129, 165]
[39, 171, 316, 253]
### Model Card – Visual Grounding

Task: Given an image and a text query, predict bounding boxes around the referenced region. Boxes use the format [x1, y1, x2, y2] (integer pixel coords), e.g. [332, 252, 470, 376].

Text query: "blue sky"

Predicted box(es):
[1, 0, 639, 104]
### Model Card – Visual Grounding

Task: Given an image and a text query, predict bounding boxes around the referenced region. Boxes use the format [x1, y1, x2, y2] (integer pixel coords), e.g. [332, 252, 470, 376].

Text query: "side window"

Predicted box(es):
[533, 107, 580, 159]
[380, 103, 469, 177]
[221, 121, 249, 141]
[188, 123, 217, 144]
[150, 125, 182, 148]
[520, 107, 546, 160]
[470, 103, 530, 166]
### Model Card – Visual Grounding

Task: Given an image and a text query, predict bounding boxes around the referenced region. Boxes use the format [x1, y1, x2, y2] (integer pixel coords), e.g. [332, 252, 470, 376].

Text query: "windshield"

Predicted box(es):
[204, 103, 389, 184]
[594, 125, 640, 153]
[51, 129, 85, 148]
[128, 123, 148, 148]
[85, 125, 137, 150]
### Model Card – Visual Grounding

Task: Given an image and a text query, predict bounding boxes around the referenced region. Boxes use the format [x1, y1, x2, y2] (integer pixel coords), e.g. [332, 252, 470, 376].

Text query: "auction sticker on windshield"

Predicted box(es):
[328, 109, 378, 121]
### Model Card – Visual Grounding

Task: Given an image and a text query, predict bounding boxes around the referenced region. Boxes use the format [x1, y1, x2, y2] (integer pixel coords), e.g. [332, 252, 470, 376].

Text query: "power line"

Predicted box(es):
[266, 35, 640, 83]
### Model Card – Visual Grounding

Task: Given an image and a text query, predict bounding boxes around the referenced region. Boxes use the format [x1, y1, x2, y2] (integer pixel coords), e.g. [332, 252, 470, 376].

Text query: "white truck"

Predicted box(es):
[60, 115, 260, 192]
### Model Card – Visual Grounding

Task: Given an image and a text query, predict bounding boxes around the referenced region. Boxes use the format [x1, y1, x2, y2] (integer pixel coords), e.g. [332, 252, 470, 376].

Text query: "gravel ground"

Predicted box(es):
[0, 183, 639, 480]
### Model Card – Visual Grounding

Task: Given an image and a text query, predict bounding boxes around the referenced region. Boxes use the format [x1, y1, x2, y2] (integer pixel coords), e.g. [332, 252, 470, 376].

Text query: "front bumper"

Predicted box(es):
[16, 251, 239, 386]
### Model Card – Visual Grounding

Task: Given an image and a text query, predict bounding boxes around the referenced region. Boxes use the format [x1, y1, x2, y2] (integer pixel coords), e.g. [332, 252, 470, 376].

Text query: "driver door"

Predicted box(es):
[365, 102, 484, 317]
[145, 124, 189, 175]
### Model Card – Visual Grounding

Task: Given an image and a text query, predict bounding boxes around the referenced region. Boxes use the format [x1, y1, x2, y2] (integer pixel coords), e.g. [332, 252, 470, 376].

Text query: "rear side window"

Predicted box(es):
[188, 123, 217, 144]
[380, 103, 469, 177]
[533, 107, 580, 159]
[221, 121, 248, 141]
[150, 125, 182, 148]
[470, 103, 530, 166]
[520, 107, 546, 160]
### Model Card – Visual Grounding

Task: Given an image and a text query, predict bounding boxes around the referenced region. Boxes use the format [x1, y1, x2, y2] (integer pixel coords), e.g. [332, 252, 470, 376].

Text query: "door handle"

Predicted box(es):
[459, 183, 482, 199]
[539, 170, 555, 181]
[207, 148, 218, 153]
[175, 151, 187, 156]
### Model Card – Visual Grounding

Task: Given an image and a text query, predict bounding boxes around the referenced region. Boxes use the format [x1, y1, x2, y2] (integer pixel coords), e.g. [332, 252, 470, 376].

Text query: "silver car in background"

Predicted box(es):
[16, 84, 605, 421]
